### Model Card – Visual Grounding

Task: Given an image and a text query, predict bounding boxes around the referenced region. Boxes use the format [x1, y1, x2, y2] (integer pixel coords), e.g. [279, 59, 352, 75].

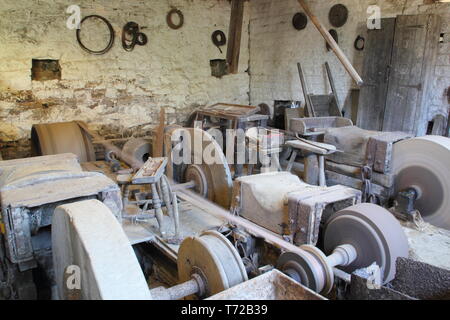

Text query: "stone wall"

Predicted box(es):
[249, 0, 450, 124]
[0, 0, 250, 159]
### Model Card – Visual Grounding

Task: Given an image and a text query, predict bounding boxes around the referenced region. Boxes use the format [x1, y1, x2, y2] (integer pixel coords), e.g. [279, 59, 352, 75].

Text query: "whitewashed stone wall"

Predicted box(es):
[0, 0, 250, 158]
[249, 0, 450, 123]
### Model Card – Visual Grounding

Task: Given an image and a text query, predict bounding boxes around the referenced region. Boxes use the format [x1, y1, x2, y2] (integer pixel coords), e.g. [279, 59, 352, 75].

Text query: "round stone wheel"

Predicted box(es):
[184, 164, 208, 198]
[323, 203, 409, 284]
[52, 199, 151, 300]
[392, 135, 450, 230]
[31, 121, 96, 162]
[177, 230, 248, 297]
[171, 127, 233, 208]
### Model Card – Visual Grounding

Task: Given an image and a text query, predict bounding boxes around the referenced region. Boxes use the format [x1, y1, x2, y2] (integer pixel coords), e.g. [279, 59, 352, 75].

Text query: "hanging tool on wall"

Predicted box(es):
[329, 4, 349, 28]
[326, 29, 338, 51]
[166, 8, 184, 29]
[76, 15, 115, 55]
[354, 35, 365, 51]
[292, 12, 308, 30]
[212, 30, 227, 53]
[122, 22, 148, 52]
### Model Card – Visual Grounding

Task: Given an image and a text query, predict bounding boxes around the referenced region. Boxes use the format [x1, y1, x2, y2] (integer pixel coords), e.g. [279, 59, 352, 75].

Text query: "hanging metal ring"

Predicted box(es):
[76, 15, 115, 55]
[167, 9, 184, 29]
[354, 35, 365, 51]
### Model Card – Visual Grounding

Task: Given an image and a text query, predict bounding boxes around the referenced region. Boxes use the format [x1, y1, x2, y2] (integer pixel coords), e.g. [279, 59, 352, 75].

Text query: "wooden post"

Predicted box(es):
[227, 0, 245, 74]
[154, 108, 165, 157]
[297, 0, 364, 86]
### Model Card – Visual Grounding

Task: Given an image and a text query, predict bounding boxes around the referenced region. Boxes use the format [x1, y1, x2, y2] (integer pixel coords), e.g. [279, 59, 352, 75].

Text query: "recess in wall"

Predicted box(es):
[31, 59, 61, 81]
[210, 59, 228, 78]
[439, 33, 444, 43]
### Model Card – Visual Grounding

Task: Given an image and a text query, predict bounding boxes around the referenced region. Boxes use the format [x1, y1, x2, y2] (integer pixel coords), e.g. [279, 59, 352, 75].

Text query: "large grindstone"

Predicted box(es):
[392, 135, 450, 230]
[52, 199, 151, 300]
[172, 127, 233, 208]
[324, 203, 409, 284]
[31, 121, 96, 162]
[177, 230, 248, 297]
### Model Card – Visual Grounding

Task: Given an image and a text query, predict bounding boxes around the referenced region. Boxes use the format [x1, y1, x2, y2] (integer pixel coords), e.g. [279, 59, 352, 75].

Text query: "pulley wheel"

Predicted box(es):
[323, 203, 409, 284]
[31, 121, 96, 162]
[277, 249, 327, 294]
[122, 138, 153, 168]
[52, 200, 151, 300]
[184, 164, 208, 197]
[300, 245, 334, 294]
[177, 230, 248, 297]
[392, 136, 450, 230]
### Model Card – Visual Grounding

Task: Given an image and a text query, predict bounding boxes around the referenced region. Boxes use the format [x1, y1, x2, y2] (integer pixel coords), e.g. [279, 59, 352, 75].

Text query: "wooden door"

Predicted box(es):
[382, 15, 441, 135]
[357, 18, 396, 131]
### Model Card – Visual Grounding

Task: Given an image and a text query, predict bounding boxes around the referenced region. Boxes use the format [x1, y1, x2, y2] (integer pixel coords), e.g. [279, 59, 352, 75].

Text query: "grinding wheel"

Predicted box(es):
[171, 127, 233, 208]
[52, 199, 151, 300]
[324, 203, 409, 284]
[122, 137, 153, 166]
[31, 121, 95, 162]
[177, 230, 248, 297]
[184, 164, 208, 198]
[392, 135, 450, 229]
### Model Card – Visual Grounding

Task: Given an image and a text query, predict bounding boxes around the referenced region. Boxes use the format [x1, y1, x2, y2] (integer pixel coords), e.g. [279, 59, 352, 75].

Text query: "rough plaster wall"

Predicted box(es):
[249, 0, 450, 125]
[0, 0, 250, 159]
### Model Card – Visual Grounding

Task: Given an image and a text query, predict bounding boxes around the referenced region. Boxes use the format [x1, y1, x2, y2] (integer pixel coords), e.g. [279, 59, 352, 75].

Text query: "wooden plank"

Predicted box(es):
[297, 0, 364, 86]
[297, 63, 316, 117]
[226, 0, 245, 74]
[383, 14, 441, 135]
[325, 62, 343, 116]
[357, 18, 396, 131]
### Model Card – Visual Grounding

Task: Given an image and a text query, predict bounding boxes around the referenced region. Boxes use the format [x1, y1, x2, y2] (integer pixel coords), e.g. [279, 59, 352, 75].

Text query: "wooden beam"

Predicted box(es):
[154, 107, 165, 157]
[226, 0, 245, 74]
[297, 0, 364, 86]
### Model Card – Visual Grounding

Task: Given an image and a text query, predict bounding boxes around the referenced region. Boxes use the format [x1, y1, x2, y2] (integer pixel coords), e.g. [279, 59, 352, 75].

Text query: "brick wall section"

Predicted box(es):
[0, 0, 250, 159]
[248, 0, 450, 124]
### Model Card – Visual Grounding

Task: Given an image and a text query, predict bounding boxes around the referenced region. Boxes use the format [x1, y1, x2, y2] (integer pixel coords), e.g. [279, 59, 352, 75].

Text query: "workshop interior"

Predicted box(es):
[0, 0, 449, 301]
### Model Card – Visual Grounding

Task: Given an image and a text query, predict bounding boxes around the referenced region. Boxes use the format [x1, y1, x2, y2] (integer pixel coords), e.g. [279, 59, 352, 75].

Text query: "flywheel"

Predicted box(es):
[52, 199, 151, 300]
[323, 203, 409, 284]
[392, 135, 450, 230]
[177, 230, 248, 298]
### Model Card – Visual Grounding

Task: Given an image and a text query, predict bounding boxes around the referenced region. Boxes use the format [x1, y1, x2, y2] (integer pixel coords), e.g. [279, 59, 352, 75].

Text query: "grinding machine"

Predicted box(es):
[288, 117, 450, 230]
[0, 153, 122, 299]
